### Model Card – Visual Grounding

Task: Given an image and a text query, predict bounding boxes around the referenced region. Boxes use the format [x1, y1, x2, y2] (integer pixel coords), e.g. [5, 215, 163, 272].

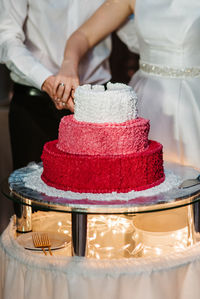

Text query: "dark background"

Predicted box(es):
[110, 32, 139, 84]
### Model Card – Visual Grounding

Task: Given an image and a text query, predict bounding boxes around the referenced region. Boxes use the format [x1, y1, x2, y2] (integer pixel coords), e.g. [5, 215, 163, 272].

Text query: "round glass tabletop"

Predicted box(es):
[1, 162, 200, 214]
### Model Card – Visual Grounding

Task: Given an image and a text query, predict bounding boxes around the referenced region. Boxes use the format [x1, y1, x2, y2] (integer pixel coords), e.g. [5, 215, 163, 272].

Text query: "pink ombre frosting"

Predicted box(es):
[57, 115, 150, 155]
[41, 83, 165, 195]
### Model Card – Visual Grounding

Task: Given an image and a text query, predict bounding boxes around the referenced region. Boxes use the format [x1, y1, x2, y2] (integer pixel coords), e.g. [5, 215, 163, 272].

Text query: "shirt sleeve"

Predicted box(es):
[0, 0, 52, 89]
[116, 16, 140, 55]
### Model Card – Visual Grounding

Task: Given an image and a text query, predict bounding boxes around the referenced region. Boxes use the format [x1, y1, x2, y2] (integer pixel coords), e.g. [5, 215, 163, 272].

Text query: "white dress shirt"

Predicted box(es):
[0, 0, 111, 90]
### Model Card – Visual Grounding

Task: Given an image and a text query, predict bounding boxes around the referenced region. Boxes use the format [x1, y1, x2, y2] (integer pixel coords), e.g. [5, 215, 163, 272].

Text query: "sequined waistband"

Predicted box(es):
[140, 61, 200, 78]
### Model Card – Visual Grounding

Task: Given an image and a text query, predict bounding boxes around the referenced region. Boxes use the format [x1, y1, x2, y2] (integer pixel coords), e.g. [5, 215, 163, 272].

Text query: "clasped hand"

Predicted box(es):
[42, 61, 79, 113]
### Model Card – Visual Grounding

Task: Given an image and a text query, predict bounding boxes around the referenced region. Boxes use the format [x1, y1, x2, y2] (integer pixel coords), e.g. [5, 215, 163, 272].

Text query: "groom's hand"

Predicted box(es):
[42, 75, 55, 99]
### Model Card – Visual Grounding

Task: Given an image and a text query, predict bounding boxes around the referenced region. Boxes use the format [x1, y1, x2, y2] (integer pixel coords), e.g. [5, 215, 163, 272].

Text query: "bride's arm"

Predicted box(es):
[53, 0, 134, 111]
[76, 0, 134, 49]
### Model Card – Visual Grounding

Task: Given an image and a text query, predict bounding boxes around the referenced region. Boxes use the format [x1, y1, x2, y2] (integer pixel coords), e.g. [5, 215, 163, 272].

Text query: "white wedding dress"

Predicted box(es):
[128, 0, 200, 170]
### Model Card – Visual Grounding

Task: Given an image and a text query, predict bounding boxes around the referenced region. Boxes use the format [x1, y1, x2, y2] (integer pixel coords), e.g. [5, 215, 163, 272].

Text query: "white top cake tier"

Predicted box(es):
[74, 82, 138, 123]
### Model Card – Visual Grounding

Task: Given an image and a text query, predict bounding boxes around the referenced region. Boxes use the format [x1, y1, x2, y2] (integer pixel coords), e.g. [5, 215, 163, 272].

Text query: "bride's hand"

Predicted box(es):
[53, 60, 79, 112]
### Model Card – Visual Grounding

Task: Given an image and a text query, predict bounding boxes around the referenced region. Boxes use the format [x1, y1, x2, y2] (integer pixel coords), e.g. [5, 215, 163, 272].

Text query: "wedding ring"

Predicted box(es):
[55, 98, 60, 102]
[59, 82, 65, 87]
[62, 102, 65, 106]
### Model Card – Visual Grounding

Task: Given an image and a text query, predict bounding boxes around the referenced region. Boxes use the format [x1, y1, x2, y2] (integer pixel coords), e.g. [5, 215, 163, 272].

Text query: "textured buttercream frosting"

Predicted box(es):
[57, 116, 150, 155]
[42, 140, 164, 193]
[74, 82, 138, 123]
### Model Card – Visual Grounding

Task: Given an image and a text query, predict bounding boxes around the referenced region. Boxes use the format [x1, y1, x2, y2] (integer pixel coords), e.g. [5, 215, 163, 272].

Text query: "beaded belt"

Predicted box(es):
[140, 61, 200, 78]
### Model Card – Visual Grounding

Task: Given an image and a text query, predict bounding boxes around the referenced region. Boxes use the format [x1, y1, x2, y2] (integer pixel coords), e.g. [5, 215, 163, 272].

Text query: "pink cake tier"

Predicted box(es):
[41, 140, 165, 193]
[57, 115, 150, 155]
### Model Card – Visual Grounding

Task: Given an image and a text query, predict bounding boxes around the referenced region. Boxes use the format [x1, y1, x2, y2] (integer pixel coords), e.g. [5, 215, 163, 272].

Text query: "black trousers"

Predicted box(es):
[9, 83, 72, 170]
[9, 83, 72, 218]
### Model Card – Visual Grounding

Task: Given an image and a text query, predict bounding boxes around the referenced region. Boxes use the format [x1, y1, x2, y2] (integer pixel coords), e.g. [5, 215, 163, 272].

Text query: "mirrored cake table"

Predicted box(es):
[1, 162, 200, 258]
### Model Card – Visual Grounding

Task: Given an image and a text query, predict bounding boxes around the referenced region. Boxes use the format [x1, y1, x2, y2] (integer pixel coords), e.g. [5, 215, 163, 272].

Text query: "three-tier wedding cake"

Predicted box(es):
[41, 82, 165, 194]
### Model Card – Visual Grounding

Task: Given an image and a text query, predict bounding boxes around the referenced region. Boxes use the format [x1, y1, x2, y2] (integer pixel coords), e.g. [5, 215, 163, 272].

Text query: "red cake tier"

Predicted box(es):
[41, 140, 165, 193]
[57, 115, 150, 155]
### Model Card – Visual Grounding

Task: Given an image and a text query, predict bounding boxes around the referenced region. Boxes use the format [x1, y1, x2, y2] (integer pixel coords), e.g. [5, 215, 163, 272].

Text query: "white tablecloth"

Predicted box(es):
[1, 212, 200, 299]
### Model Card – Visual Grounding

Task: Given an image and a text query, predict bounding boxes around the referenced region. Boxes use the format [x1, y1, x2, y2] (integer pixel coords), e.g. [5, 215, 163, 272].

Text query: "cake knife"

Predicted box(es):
[179, 174, 200, 189]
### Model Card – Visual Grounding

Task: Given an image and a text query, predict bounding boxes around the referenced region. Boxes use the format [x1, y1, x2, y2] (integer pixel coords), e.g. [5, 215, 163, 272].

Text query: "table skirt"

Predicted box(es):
[1, 213, 200, 299]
